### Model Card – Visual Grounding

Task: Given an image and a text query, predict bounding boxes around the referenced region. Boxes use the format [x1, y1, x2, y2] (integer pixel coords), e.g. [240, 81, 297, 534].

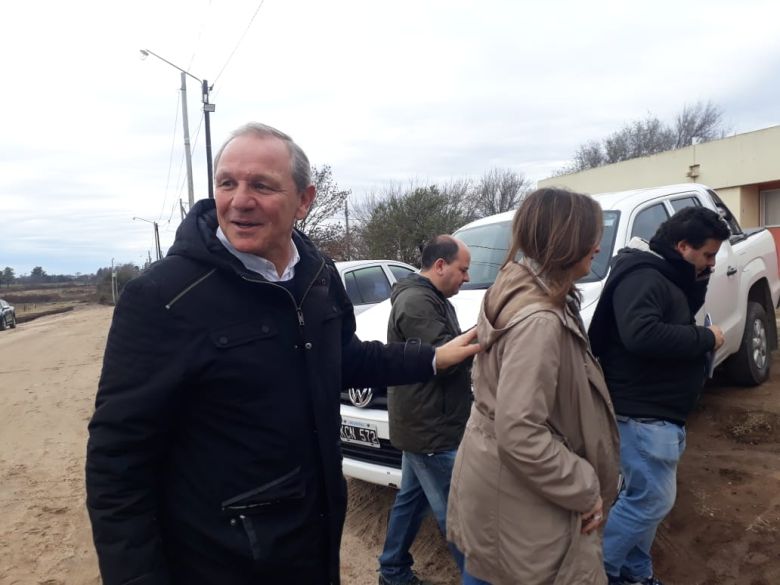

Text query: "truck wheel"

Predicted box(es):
[726, 301, 771, 386]
[9, 314, 16, 328]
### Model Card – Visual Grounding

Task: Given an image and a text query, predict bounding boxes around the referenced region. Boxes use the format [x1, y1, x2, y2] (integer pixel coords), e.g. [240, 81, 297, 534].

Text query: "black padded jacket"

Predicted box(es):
[588, 238, 716, 425]
[86, 199, 435, 585]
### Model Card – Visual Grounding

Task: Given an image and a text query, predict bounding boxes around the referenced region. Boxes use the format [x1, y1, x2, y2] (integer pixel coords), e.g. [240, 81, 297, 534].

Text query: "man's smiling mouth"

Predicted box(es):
[233, 220, 261, 228]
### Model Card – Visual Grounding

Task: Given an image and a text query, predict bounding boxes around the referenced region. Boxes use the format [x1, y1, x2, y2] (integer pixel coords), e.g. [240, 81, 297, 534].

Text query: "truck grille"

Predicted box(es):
[341, 438, 402, 469]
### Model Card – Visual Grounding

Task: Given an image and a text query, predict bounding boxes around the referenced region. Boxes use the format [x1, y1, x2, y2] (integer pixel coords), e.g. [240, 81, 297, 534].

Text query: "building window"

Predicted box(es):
[761, 189, 780, 227]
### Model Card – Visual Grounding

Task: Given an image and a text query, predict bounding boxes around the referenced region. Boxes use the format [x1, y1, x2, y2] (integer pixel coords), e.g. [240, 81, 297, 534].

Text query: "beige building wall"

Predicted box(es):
[539, 125, 780, 227]
[740, 185, 760, 227]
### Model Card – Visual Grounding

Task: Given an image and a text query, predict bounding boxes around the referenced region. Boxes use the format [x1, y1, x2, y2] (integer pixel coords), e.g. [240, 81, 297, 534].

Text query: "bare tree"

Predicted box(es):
[604, 116, 675, 163]
[466, 168, 532, 219]
[296, 165, 350, 245]
[561, 101, 728, 173]
[571, 141, 605, 173]
[674, 101, 727, 148]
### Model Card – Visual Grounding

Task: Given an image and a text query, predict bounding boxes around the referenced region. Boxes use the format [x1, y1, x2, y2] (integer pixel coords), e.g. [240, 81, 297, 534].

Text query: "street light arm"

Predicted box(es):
[140, 49, 202, 84]
[140, 48, 215, 199]
[132, 216, 155, 225]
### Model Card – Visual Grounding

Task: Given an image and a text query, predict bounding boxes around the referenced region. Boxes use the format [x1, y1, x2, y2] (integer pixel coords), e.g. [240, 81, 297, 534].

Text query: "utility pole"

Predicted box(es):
[153, 222, 162, 261]
[133, 216, 163, 262]
[140, 49, 215, 200]
[180, 72, 195, 208]
[202, 79, 215, 199]
[344, 199, 351, 261]
[110, 258, 117, 305]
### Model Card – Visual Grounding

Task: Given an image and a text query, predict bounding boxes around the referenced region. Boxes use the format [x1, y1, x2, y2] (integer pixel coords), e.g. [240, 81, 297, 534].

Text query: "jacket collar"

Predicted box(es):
[169, 199, 326, 298]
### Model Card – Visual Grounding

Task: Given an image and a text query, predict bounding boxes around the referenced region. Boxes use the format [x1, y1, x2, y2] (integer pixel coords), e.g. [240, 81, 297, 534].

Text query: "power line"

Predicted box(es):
[159, 91, 181, 221]
[212, 0, 266, 87]
[191, 112, 205, 151]
[167, 199, 178, 224]
[187, 0, 211, 71]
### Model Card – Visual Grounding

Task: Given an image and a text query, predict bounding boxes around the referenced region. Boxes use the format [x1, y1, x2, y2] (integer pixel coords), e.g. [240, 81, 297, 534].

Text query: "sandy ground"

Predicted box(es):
[0, 305, 778, 584]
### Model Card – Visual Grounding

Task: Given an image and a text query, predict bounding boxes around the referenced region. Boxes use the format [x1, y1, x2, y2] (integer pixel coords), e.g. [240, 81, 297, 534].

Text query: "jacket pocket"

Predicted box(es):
[223, 467, 308, 563]
[221, 466, 305, 512]
[210, 320, 277, 349]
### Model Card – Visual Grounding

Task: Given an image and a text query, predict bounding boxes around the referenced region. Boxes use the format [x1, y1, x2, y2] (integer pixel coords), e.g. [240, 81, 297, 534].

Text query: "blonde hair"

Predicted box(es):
[504, 187, 602, 305]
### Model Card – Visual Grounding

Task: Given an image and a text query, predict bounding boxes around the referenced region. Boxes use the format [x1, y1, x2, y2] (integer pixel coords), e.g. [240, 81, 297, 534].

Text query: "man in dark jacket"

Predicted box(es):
[378, 235, 472, 585]
[85, 123, 479, 585]
[588, 206, 729, 585]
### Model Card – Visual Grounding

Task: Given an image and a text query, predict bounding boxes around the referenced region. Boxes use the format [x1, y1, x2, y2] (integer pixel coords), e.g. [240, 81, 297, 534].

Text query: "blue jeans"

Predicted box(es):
[379, 450, 464, 583]
[603, 417, 686, 580]
[462, 569, 491, 584]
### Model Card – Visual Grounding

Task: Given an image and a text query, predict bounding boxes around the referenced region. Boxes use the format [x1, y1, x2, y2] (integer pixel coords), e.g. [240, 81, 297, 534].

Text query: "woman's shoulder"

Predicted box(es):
[505, 302, 565, 330]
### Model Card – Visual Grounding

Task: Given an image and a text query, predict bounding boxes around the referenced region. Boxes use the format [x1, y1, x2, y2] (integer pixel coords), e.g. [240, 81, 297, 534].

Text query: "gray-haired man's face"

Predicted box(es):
[214, 134, 314, 267]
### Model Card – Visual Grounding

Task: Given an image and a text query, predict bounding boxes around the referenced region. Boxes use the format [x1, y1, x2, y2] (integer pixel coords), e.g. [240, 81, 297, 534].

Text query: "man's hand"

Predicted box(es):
[435, 328, 481, 370]
[708, 325, 725, 350]
[581, 496, 604, 534]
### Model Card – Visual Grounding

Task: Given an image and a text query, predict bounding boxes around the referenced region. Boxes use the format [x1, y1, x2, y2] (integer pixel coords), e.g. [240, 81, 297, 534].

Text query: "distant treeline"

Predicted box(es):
[1, 263, 143, 306]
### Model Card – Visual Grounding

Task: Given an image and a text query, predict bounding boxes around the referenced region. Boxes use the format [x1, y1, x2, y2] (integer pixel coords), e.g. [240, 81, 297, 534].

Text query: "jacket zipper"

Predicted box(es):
[239, 258, 326, 332]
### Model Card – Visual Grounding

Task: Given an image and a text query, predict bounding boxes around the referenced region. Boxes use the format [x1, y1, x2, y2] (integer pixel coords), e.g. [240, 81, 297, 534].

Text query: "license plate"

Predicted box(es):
[340, 419, 380, 448]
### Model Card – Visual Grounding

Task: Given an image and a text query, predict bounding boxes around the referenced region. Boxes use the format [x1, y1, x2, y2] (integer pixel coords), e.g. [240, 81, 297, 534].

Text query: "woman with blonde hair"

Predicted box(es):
[447, 188, 620, 585]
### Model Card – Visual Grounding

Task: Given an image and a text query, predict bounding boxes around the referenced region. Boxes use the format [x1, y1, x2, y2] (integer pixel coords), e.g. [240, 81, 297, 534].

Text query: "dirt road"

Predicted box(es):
[0, 306, 778, 584]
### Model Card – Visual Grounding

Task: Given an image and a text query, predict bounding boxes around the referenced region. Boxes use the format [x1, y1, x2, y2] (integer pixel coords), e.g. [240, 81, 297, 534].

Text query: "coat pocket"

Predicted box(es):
[221, 466, 305, 513]
[222, 467, 308, 563]
[210, 320, 277, 349]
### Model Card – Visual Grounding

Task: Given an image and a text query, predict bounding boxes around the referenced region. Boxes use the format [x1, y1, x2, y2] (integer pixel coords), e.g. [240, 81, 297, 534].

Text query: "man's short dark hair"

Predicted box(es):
[652, 206, 731, 248]
[421, 235, 460, 270]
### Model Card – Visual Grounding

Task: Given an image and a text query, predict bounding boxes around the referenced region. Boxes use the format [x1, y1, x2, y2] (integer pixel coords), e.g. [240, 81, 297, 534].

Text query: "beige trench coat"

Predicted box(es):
[447, 262, 619, 585]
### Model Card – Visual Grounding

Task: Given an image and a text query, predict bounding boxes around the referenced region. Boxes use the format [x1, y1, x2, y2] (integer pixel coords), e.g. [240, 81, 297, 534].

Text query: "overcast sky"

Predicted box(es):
[1, 0, 778, 275]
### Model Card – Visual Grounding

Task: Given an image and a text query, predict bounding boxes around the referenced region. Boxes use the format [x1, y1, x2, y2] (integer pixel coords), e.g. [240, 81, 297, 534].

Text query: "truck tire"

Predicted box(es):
[726, 301, 771, 386]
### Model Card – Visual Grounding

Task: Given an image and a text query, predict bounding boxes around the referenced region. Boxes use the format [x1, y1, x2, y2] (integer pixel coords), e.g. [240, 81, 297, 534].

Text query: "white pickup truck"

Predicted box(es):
[340, 183, 780, 487]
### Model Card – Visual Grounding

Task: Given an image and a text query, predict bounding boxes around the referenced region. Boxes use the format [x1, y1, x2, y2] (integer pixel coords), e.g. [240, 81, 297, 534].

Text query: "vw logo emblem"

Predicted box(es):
[348, 387, 374, 408]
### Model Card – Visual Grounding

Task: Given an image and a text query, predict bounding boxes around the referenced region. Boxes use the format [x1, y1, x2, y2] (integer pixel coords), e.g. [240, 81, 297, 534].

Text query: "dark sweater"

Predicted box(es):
[588, 238, 716, 425]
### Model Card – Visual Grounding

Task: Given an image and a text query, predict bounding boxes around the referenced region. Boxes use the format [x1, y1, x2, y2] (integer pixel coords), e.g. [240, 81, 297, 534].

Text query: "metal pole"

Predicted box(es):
[153, 222, 163, 261]
[180, 72, 195, 209]
[345, 199, 351, 261]
[111, 258, 117, 305]
[202, 80, 215, 199]
[179, 199, 187, 221]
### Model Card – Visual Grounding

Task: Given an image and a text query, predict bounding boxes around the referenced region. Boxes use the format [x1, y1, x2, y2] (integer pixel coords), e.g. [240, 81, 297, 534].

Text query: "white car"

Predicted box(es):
[340, 183, 780, 487]
[335, 260, 417, 315]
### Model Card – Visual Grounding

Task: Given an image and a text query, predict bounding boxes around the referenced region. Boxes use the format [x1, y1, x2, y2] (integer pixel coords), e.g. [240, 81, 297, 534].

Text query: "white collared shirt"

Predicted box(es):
[216, 227, 300, 282]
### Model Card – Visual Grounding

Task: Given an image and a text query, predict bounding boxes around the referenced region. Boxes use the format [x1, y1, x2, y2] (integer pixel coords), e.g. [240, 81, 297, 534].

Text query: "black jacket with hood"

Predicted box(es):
[386, 274, 472, 453]
[588, 236, 716, 425]
[85, 199, 435, 585]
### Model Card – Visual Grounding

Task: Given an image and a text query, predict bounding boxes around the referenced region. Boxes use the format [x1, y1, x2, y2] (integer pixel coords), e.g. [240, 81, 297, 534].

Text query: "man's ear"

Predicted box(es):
[295, 185, 316, 221]
[675, 240, 691, 255]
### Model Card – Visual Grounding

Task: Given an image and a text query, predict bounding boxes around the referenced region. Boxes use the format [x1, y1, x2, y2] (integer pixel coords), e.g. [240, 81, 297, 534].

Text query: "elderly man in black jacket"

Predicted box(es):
[85, 123, 479, 585]
[378, 235, 472, 585]
[588, 206, 729, 585]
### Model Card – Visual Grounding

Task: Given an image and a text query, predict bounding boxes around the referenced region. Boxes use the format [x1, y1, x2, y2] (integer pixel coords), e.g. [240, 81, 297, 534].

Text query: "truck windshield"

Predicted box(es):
[453, 210, 620, 289]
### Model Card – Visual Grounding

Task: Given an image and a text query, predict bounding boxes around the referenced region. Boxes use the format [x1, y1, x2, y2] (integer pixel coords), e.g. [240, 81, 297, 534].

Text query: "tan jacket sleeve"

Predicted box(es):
[494, 312, 600, 513]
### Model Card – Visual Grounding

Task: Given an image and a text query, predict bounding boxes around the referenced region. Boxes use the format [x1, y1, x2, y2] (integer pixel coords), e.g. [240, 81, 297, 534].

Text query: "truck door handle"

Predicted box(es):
[726, 266, 737, 276]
